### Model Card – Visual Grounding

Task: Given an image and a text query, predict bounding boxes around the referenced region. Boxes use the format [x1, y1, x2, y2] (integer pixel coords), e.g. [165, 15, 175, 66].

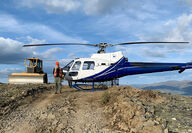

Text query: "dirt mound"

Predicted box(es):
[103, 86, 192, 133]
[102, 86, 165, 132]
[0, 84, 54, 117]
[0, 84, 192, 133]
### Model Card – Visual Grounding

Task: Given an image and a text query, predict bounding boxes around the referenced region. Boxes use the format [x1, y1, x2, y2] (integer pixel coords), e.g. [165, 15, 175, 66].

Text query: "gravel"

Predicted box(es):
[0, 84, 191, 133]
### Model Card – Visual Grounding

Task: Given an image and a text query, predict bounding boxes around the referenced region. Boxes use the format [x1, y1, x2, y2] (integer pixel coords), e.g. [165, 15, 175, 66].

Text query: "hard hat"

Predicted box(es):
[56, 62, 59, 65]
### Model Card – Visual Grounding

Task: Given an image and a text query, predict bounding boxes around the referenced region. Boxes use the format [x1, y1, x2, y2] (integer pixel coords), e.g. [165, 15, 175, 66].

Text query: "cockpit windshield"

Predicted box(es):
[72, 61, 81, 70]
[63, 60, 74, 71]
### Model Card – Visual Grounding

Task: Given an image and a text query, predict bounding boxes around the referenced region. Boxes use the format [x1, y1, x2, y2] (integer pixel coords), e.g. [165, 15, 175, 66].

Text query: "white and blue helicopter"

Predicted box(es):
[24, 42, 192, 90]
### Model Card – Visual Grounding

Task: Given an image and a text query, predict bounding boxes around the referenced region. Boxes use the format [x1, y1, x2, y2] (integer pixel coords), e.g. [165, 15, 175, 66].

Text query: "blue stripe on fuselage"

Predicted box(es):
[77, 57, 192, 82]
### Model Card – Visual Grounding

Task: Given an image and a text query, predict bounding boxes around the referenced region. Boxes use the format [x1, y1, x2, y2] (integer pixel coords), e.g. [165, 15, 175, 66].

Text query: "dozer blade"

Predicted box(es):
[8, 73, 47, 84]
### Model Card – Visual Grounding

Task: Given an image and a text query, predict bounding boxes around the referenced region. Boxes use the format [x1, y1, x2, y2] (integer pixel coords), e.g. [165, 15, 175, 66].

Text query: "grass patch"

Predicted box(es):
[102, 91, 110, 104]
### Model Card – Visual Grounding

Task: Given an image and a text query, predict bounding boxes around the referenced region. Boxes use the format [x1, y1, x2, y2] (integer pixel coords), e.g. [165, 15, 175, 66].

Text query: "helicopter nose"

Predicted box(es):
[63, 71, 71, 80]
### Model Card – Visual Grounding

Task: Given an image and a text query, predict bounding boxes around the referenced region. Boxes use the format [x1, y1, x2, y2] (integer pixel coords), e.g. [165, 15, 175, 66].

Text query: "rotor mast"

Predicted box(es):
[97, 43, 108, 53]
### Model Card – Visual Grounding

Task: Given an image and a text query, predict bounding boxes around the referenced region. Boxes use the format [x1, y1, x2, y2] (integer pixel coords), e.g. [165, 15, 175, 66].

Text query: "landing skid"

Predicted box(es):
[72, 82, 108, 91]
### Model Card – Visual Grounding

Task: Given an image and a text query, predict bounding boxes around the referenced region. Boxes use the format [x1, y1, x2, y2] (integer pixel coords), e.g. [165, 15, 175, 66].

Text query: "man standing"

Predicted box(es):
[53, 62, 62, 94]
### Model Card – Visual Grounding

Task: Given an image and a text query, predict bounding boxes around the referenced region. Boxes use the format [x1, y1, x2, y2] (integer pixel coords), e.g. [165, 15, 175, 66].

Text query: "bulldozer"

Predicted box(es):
[8, 58, 48, 84]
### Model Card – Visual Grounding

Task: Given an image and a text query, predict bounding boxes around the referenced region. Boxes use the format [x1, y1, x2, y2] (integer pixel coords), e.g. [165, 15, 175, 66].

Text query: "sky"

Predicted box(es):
[0, 0, 192, 84]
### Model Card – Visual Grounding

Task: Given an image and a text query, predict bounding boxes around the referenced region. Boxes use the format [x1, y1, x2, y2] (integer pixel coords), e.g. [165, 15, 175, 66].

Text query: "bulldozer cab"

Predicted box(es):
[25, 58, 43, 73]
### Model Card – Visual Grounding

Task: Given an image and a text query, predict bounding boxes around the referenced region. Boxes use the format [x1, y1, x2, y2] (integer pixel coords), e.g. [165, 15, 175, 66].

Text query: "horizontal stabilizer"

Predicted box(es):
[178, 69, 185, 73]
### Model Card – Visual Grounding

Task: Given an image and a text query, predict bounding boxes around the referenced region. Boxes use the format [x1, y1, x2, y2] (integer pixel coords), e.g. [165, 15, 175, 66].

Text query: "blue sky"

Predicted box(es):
[0, 0, 192, 84]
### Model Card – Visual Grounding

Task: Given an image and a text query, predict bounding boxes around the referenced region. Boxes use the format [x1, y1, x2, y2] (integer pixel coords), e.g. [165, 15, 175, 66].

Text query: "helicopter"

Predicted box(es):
[23, 41, 192, 90]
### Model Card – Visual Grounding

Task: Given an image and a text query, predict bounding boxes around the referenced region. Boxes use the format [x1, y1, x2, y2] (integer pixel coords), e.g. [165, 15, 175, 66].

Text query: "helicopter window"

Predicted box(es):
[72, 61, 81, 70]
[83, 61, 95, 70]
[63, 60, 74, 71]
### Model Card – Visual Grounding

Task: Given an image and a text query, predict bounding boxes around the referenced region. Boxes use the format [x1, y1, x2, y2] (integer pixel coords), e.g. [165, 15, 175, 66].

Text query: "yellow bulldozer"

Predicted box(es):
[8, 58, 48, 84]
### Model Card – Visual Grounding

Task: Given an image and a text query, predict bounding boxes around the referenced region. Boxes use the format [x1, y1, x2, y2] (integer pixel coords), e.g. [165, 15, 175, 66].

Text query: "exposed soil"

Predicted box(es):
[0, 84, 192, 133]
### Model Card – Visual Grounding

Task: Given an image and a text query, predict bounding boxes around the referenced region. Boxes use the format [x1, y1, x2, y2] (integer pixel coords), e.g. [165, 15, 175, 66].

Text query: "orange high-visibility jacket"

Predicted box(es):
[53, 67, 62, 77]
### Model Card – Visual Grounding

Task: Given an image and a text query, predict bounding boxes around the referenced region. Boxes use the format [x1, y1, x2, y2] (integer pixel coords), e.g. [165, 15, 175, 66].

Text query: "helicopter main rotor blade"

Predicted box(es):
[23, 43, 97, 47]
[111, 42, 189, 46]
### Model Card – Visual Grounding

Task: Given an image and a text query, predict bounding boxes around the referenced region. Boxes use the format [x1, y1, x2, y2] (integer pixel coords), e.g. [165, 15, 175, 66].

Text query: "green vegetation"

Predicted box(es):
[102, 91, 110, 104]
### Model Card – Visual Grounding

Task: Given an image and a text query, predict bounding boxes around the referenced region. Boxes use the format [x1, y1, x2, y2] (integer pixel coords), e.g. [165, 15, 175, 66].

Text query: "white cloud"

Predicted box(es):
[0, 67, 24, 83]
[0, 37, 33, 64]
[126, 13, 192, 60]
[0, 13, 87, 43]
[0, 14, 20, 32]
[25, 36, 46, 44]
[185, 0, 192, 9]
[142, 47, 166, 58]
[0, 68, 23, 75]
[17, 0, 164, 18]
[42, 47, 64, 56]
[83, 0, 125, 15]
[164, 13, 192, 42]
[0, 36, 69, 83]
[0, 13, 91, 68]
[138, 13, 192, 43]
[34, 47, 65, 59]
[19, 0, 134, 15]
[20, 0, 80, 13]
[0, 36, 67, 65]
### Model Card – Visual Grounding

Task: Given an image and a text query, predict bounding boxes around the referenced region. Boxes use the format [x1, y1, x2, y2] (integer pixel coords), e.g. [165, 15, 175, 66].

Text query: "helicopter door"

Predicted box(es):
[78, 61, 95, 79]
[69, 61, 81, 77]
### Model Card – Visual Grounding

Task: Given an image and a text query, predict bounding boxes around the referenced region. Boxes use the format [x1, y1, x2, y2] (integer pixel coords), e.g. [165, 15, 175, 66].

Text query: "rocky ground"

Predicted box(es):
[0, 84, 192, 133]
[103, 86, 192, 133]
